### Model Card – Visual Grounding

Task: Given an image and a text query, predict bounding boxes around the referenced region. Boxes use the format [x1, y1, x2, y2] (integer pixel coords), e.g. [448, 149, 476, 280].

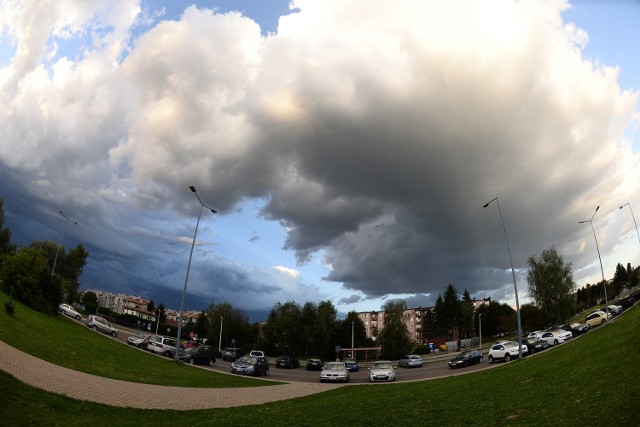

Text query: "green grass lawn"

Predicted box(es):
[0, 292, 275, 388]
[1, 291, 640, 426]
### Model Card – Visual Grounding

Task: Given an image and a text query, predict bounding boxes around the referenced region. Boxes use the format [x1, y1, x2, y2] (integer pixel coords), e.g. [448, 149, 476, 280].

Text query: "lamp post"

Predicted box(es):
[218, 316, 224, 352]
[579, 206, 608, 314]
[478, 313, 482, 350]
[51, 210, 78, 275]
[351, 321, 354, 349]
[483, 197, 523, 360]
[175, 185, 217, 361]
[619, 203, 640, 258]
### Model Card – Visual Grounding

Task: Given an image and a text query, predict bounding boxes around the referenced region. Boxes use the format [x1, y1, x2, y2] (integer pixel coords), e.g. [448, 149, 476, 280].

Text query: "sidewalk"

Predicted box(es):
[0, 341, 342, 409]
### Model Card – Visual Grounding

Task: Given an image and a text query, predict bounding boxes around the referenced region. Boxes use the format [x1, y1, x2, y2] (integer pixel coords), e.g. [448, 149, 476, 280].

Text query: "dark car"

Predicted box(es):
[179, 345, 217, 366]
[231, 355, 269, 376]
[344, 358, 359, 372]
[448, 350, 483, 368]
[567, 322, 590, 336]
[276, 355, 300, 368]
[222, 347, 244, 362]
[306, 358, 324, 371]
[523, 337, 549, 354]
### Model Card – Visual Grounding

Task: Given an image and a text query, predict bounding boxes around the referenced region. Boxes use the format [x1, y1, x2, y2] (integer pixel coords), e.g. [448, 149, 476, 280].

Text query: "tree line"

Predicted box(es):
[0, 198, 88, 314]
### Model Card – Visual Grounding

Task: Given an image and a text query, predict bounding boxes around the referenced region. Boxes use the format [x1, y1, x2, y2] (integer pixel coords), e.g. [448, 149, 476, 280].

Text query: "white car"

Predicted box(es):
[527, 331, 544, 339]
[58, 303, 81, 320]
[488, 341, 528, 363]
[540, 330, 572, 346]
[320, 362, 350, 382]
[249, 350, 266, 359]
[607, 305, 623, 316]
[127, 333, 151, 349]
[368, 360, 396, 382]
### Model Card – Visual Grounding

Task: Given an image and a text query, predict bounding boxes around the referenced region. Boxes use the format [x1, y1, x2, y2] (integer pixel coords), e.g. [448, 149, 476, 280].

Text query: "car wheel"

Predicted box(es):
[209, 358, 215, 366]
[480, 356, 483, 363]
[164, 351, 171, 357]
[189, 358, 195, 365]
[504, 354, 511, 362]
[601, 319, 605, 325]
[488, 355, 494, 364]
[111, 331, 117, 337]
[554, 339, 559, 346]
[75, 315, 80, 320]
[92, 325, 97, 331]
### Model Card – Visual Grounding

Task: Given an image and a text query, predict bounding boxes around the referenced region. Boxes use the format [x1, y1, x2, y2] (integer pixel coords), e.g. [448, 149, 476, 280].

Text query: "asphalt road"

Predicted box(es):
[71, 314, 522, 384]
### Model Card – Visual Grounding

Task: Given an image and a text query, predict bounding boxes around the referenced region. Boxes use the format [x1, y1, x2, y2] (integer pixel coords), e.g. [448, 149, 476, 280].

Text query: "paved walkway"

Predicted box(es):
[0, 341, 342, 409]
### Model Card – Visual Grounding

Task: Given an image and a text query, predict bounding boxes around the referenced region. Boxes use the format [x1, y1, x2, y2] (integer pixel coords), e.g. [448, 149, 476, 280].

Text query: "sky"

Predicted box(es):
[1, 0, 639, 322]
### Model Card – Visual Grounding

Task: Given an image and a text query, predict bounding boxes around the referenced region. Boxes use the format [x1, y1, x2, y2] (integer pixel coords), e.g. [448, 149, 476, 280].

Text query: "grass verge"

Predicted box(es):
[0, 291, 276, 388]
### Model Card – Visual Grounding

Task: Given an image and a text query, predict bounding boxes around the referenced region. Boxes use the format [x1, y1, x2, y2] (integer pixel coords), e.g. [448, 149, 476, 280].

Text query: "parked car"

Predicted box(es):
[618, 295, 635, 310]
[368, 360, 396, 382]
[568, 322, 589, 336]
[344, 358, 359, 372]
[448, 350, 482, 368]
[540, 329, 572, 346]
[276, 355, 300, 368]
[399, 354, 424, 368]
[586, 311, 609, 328]
[606, 304, 623, 316]
[522, 337, 549, 354]
[488, 341, 528, 363]
[230, 355, 269, 376]
[306, 358, 324, 371]
[320, 362, 349, 382]
[85, 315, 117, 337]
[148, 335, 181, 357]
[249, 350, 266, 359]
[527, 331, 544, 339]
[58, 303, 81, 320]
[222, 347, 244, 362]
[127, 333, 151, 349]
[179, 345, 217, 366]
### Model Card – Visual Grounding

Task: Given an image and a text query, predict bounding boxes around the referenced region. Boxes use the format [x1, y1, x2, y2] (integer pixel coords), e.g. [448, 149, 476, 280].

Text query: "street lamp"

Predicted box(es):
[175, 185, 217, 361]
[483, 197, 523, 360]
[51, 210, 78, 275]
[478, 313, 482, 349]
[579, 206, 608, 314]
[619, 203, 640, 258]
[351, 321, 354, 349]
[218, 316, 224, 352]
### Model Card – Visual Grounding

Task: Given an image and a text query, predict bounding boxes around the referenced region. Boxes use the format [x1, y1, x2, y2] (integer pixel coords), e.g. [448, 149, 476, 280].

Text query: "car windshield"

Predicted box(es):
[324, 363, 345, 370]
[455, 352, 469, 359]
[373, 362, 392, 369]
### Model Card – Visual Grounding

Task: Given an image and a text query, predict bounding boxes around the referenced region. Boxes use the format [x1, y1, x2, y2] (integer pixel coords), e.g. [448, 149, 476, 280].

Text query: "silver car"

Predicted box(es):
[320, 362, 349, 382]
[58, 303, 81, 320]
[368, 360, 396, 382]
[85, 315, 117, 336]
[398, 354, 423, 368]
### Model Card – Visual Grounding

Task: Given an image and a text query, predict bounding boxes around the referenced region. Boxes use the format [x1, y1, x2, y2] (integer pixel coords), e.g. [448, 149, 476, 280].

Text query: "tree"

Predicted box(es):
[0, 246, 62, 313]
[442, 284, 461, 340]
[339, 311, 368, 349]
[204, 302, 252, 350]
[263, 301, 304, 356]
[519, 303, 546, 332]
[610, 263, 628, 298]
[377, 300, 412, 359]
[0, 198, 16, 255]
[459, 289, 475, 339]
[526, 246, 576, 325]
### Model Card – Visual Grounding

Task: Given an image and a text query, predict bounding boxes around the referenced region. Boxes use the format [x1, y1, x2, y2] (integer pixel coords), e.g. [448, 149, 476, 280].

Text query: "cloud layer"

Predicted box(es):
[1, 0, 638, 319]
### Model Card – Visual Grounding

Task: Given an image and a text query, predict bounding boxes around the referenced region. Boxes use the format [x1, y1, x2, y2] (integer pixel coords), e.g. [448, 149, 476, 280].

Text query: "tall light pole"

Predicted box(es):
[351, 321, 354, 349]
[51, 210, 78, 275]
[175, 185, 217, 361]
[478, 313, 482, 350]
[579, 206, 608, 314]
[218, 316, 224, 352]
[483, 197, 523, 360]
[619, 203, 640, 259]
